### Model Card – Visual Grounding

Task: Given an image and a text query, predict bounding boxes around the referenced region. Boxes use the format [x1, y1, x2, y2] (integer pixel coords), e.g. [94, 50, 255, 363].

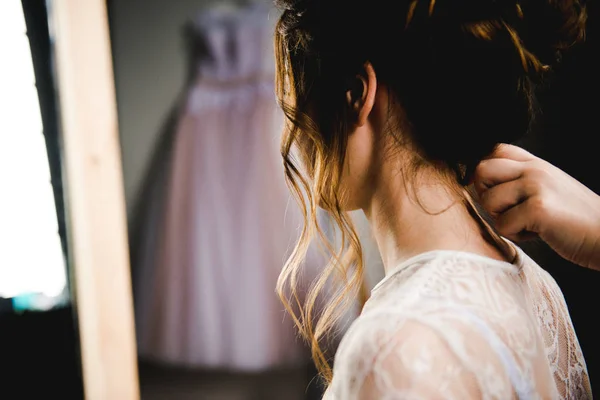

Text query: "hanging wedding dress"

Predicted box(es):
[135, 4, 328, 371]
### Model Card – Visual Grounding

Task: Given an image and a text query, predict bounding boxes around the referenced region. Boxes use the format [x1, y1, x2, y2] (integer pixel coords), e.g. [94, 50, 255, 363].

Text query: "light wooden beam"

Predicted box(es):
[50, 0, 139, 399]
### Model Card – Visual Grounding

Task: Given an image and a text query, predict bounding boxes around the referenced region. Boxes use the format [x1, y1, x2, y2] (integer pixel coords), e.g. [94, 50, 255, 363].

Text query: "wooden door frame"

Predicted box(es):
[50, 1, 139, 398]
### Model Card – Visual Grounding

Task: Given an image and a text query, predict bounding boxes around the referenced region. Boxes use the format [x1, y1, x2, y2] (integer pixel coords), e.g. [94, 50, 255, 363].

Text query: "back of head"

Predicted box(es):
[274, 0, 587, 382]
[276, 0, 586, 180]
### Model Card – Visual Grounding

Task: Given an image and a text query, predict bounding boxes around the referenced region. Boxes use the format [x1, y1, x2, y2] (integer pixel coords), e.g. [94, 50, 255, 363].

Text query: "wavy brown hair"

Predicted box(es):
[273, 0, 586, 384]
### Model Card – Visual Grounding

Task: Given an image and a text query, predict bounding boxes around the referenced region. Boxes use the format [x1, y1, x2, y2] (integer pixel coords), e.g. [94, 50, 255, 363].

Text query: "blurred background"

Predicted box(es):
[0, 0, 598, 399]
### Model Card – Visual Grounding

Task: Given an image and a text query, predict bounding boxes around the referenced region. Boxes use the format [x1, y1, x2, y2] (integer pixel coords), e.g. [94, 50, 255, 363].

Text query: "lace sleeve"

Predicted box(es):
[329, 312, 554, 400]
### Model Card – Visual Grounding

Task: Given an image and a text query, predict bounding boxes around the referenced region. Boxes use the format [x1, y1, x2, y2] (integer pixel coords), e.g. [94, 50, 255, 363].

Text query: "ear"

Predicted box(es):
[346, 62, 377, 127]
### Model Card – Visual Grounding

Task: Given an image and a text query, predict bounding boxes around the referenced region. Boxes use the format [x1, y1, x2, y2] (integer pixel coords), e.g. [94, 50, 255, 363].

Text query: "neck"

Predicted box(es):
[363, 169, 505, 274]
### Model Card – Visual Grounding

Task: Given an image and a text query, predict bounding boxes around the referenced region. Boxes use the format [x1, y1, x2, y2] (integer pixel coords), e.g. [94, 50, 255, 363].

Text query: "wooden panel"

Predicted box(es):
[50, 0, 140, 399]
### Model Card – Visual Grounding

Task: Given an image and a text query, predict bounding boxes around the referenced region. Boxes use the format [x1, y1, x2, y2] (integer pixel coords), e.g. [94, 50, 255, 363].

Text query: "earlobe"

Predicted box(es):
[356, 62, 377, 127]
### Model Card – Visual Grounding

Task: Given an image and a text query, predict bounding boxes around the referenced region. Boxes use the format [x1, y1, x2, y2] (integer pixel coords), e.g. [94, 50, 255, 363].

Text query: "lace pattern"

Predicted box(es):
[324, 247, 592, 399]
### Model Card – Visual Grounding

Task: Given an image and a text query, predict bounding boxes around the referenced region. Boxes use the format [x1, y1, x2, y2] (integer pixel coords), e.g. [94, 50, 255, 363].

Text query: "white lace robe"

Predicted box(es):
[324, 246, 592, 399]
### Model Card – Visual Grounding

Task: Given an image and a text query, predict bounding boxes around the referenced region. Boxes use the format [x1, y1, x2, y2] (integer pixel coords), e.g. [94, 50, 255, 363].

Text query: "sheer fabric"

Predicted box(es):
[324, 246, 592, 399]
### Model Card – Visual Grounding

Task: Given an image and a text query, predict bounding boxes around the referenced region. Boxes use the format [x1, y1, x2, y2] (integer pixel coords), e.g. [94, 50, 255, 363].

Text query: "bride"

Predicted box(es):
[273, 0, 592, 398]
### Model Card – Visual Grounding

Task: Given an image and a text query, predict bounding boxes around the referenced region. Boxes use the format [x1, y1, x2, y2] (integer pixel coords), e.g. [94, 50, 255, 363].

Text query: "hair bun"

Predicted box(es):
[516, 0, 587, 65]
[408, 0, 587, 69]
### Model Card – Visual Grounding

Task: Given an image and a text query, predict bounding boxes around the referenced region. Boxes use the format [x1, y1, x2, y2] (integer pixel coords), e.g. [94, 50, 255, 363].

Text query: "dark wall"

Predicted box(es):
[0, 307, 84, 398]
[520, 0, 600, 388]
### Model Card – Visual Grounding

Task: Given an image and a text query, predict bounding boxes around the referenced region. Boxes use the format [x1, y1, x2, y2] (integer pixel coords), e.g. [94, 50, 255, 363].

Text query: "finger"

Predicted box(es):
[486, 144, 535, 162]
[494, 200, 539, 240]
[479, 179, 528, 218]
[473, 158, 525, 195]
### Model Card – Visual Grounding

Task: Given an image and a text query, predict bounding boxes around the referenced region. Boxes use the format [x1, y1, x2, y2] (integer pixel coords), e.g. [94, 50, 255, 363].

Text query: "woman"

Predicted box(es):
[274, 0, 592, 398]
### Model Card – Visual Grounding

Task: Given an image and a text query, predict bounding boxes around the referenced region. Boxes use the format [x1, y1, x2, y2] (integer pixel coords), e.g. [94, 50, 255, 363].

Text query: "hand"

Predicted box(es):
[473, 144, 600, 271]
